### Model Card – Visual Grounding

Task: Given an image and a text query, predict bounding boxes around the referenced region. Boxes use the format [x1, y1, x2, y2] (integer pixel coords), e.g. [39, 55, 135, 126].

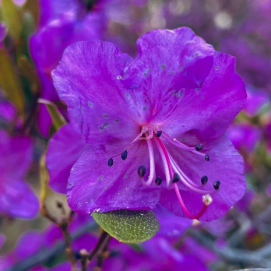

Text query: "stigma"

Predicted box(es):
[107, 125, 220, 220]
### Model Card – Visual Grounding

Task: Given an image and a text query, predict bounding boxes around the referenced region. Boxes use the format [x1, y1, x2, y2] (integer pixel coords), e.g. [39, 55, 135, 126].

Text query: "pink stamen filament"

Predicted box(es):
[142, 139, 156, 186]
[173, 183, 207, 219]
[155, 134, 209, 220]
[169, 154, 202, 188]
[153, 137, 171, 187]
[162, 132, 206, 157]
[170, 157, 217, 195]
[112, 128, 147, 158]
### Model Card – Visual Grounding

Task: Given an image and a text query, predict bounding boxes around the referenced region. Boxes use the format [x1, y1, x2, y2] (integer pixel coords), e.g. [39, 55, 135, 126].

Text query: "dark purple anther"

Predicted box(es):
[121, 150, 128, 160]
[172, 173, 180, 183]
[201, 175, 208, 185]
[213, 181, 220, 190]
[108, 158, 113, 167]
[195, 143, 203, 151]
[138, 165, 146, 178]
[156, 131, 162, 137]
[155, 177, 162, 185]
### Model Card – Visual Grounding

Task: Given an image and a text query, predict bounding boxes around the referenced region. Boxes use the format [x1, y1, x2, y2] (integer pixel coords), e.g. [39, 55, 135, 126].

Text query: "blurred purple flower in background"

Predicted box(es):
[52, 27, 246, 221]
[30, 0, 104, 137]
[0, 130, 39, 219]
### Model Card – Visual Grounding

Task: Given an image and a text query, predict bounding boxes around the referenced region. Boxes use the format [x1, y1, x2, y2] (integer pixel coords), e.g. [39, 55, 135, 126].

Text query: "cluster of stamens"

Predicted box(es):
[107, 126, 220, 220]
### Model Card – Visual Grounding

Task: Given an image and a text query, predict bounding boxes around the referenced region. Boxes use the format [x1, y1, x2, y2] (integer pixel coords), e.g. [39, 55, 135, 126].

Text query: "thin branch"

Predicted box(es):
[7, 222, 99, 271]
[190, 229, 271, 268]
[88, 230, 109, 261]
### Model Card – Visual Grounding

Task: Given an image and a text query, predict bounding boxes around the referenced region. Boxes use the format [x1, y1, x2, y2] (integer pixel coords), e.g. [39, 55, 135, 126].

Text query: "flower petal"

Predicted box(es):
[0, 178, 39, 219]
[47, 122, 88, 193]
[153, 204, 192, 237]
[67, 141, 160, 214]
[159, 52, 246, 140]
[121, 28, 215, 122]
[0, 130, 33, 179]
[159, 135, 246, 221]
[52, 41, 141, 145]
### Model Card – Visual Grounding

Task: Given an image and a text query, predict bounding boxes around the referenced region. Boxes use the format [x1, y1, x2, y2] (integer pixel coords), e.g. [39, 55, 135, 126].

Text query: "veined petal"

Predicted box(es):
[52, 41, 141, 145]
[122, 27, 215, 123]
[67, 141, 160, 214]
[0, 130, 33, 179]
[47, 122, 88, 193]
[159, 52, 246, 140]
[159, 135, 245, 221]
[0, 178, 39, 219]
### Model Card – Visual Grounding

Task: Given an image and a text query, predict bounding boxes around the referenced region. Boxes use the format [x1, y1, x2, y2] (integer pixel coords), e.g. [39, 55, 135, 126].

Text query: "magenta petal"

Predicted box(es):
[227, 123, 261, 154]
[39, 0, 85, 27]
[47, 123, 88, 193]
[160, 52, 247, 140]
[153, 204, 192, 237]
[124, 27, 214, 90]
[0, 130, 33, 179]
[0, 178, 39, 219]
[67, 141, 160, 214]
[159, 135, 245, 221]
[52, 41, 142, 145]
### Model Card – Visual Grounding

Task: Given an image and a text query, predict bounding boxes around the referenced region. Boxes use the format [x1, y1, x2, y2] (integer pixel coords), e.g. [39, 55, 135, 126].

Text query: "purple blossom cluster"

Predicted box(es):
[0, 0, 271, 270]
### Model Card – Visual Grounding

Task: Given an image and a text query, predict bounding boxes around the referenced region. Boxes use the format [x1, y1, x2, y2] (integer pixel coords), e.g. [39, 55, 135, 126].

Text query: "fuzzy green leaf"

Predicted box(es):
[92, 209, 160, 243]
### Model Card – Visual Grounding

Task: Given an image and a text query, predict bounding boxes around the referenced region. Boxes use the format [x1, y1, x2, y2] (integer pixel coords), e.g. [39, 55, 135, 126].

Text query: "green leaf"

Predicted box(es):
[39, 150, 51, 204]
[24, 0, 39, 27]
[92, 210, 160, 243]
[1, 0, 22, 40]
[38, 99, 66, 131]
[18, 55, 40, 94]
[0, 49, 25, 115]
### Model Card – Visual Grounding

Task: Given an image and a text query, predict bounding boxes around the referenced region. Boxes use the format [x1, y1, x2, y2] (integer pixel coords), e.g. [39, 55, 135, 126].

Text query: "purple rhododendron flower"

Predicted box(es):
[47, 122, 88, 193]
[227, 123, 261, 154]
[0, 130, 39, 219]
[52, 27, 246, 221]
[30, 0, 104, 137]
[227, 123, 261, 172]
[0, 99, 16, 122]
[244, 87, 269, 117]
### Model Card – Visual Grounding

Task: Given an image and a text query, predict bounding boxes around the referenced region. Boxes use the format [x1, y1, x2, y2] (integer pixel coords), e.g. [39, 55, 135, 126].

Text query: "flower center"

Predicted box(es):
[107, 126, 220, 220]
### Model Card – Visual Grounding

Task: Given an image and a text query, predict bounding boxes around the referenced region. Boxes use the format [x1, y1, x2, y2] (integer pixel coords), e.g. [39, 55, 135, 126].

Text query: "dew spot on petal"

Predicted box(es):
[160, 64, 167, 70]
[99, 126, 104, 131]
[103, 123, 109, 127]
[88, 101, 93, 108]
[115, 119, 119, 123]
[103, 114, 109, 118]
[97, 175, 103, 181]
[215, 66, 219, 70]
[143, 106, 147, 110]
[117, 75, 122, 80]
[201, 96, 205, 99]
